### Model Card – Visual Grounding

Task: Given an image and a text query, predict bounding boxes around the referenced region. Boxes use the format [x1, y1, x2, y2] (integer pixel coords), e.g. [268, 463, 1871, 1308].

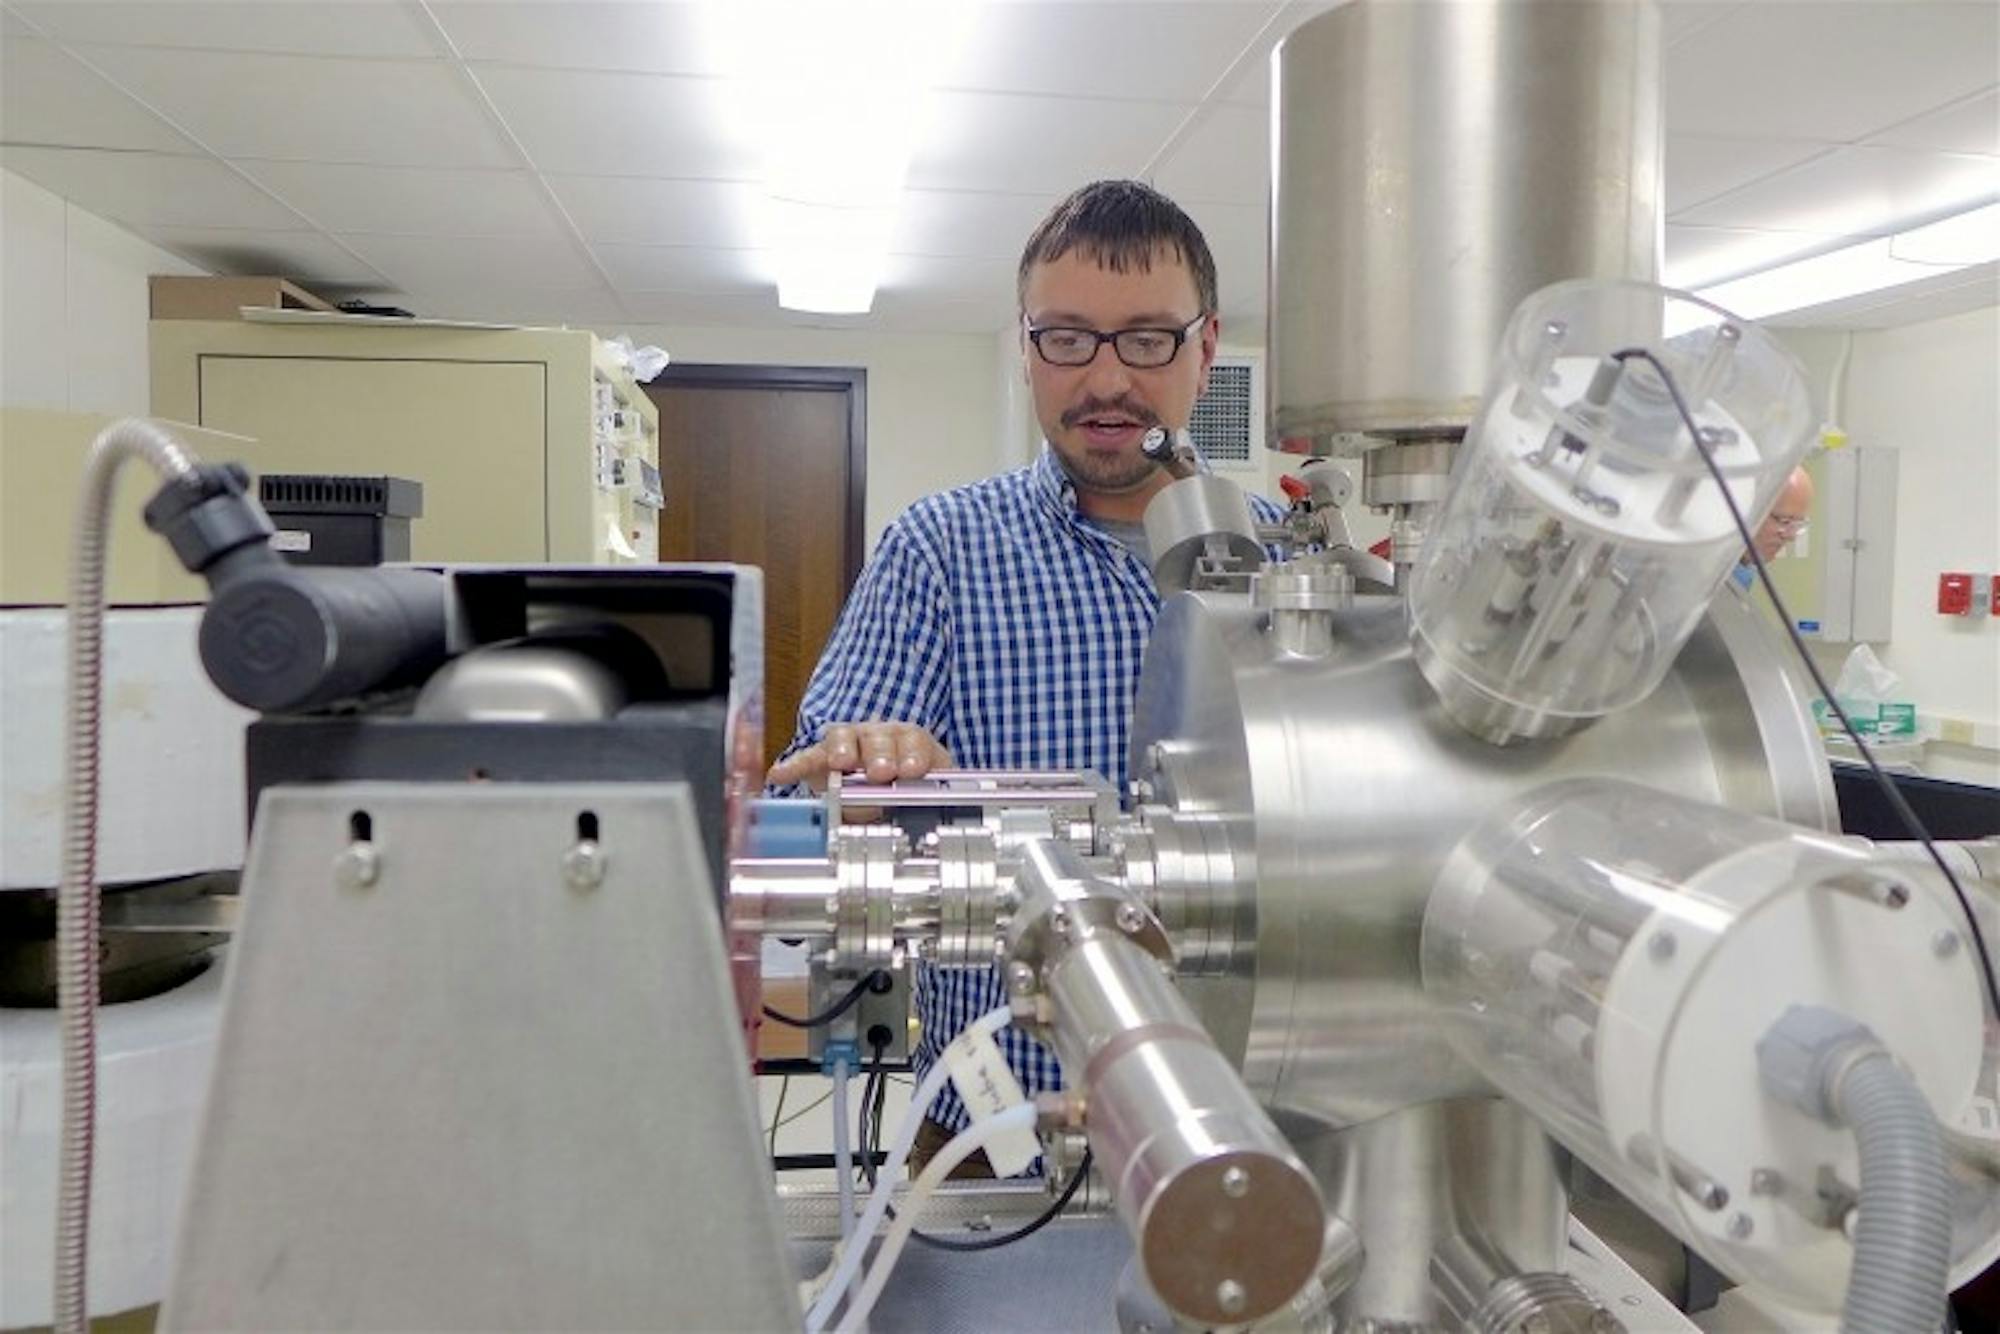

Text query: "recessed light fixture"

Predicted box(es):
[706, 1, 971, 315]
[1682, 200, 2000, 321]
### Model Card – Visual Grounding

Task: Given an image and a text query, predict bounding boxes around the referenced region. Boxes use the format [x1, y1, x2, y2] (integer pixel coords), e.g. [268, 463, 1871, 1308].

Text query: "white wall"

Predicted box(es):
[610, 322, 1000, 550]
[1, 168, 206, 417]
[1778, 309, 2000, 783]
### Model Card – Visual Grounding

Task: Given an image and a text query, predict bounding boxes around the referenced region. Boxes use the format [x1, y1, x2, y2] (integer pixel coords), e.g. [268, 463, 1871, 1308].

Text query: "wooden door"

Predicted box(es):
[649, 368, 864, 772]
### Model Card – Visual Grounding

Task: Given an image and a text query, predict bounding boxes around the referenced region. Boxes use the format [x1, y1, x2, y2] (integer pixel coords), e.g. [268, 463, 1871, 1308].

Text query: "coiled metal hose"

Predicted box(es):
[55, 419, 197, 1334]
[1836, 1050, 1952, 1334]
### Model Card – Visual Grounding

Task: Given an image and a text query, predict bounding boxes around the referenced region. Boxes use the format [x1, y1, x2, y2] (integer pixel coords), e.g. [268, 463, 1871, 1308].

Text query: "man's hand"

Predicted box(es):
[766, 722, 952, 791]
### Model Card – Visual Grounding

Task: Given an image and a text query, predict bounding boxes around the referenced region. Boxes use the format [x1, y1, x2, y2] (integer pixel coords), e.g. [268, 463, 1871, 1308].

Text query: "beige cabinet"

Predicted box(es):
[150, 317, 659, 565]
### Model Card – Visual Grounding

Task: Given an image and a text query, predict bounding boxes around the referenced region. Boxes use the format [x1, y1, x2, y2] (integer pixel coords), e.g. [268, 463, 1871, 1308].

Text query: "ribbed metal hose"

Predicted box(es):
[55, 419, 197, 1334]
[1835, 1051, 1952, 1334]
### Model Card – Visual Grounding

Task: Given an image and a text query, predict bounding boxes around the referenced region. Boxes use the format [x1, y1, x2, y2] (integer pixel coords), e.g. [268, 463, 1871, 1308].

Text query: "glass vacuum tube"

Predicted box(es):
[1409, 280, 1814, 744]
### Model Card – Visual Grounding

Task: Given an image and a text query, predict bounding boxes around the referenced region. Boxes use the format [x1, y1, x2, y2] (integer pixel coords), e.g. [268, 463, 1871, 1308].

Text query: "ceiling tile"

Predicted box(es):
[1152, 103, 1266, 207]
[77, 46, 515, 168]
[1664, 223, 1852, 288]
[9, 2, 437, 58]
[1221, 0, 1339, 108]
[617, 290, 779, 326]
[234, 161, 564, 238]
[0, 36, 196, 153]
[880, 254, 1016, 306]
[545, 174, 762, 247]
[893, 189, 1061, 259]
[863, 289, 1015, 335]
[1180, 202, 1266, 315]
[338, 232, 605, 290]
[592, 242, 766, 294]
[1766, 259, 2000, 329]
[909, 89, 1189, 195]
[431, 1, 718, 75]
[472, 66, 751, 178]
[1667, 135, 1832, 216]
[0, 146, 307, 229]
[1675, 145, 2000, 236]
[948, 3, 1282, 103]
[1667, 2, 1999, 142]
[1867, 86, 2000, 157]
[134, 225, 389, 288]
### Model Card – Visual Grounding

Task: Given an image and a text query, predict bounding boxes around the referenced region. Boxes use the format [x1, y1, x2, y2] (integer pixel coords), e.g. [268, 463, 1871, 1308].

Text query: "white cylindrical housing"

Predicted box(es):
[1422, 778, 1996, 1312]
[1408, 280, 1813, 743]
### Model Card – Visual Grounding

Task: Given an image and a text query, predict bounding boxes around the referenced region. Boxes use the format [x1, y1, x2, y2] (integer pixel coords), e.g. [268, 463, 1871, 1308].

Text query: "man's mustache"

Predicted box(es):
[1061, 397, 1159, 430]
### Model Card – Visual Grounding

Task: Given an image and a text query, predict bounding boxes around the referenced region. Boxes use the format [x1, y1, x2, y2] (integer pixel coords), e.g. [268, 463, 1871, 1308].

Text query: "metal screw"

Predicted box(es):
[1726, 1212, 1754, 1240]
[334, 841, 379, 889]
[1690, 1177, 1729, 1212]
[1050, 908, 1071, 938]
[1750, 1168, 1783, 1196]
[1648, 931, 1676, 962]
[1221, 1165, 1250, 1198]
[1116, 902, 1147, 935]
[1215, 1279, 1247, 1317]
[562, 839, 607, 891]
[1934, 929, 1962, 959]
[1006, 961, 1037, 993]
[1878, 881, 1910, 910]
[1522, 1314, 1552, 1334]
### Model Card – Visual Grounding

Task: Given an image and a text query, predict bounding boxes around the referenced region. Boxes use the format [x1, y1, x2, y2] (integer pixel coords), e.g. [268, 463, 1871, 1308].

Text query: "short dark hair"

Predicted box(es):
[1017, 180, 1218, 317]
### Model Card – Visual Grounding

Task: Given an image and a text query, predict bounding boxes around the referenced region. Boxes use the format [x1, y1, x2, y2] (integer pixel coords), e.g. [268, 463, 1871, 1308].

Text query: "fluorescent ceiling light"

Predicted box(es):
[1687, 201, 2000, 321]
[706, 2, 970, 314]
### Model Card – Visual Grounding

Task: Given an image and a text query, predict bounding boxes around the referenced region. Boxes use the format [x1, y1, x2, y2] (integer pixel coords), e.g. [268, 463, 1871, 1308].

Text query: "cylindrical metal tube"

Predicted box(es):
[1007, 839, 1327, 1327]
[1045, 940, 1327, 1325]
[1270, 0, 1663, 448]
[1143, 475, 1266, 595]
[730, 860, 842, 937]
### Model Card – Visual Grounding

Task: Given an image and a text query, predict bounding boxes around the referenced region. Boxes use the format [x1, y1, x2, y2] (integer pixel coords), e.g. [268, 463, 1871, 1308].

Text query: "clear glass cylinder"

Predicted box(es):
[1422, 778, 1997, 1312]
[1408, 279, 1814, 743]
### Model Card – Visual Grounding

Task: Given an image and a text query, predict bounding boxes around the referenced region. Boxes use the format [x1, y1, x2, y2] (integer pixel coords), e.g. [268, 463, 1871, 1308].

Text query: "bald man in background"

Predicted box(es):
[1734, 464, 1814, 589]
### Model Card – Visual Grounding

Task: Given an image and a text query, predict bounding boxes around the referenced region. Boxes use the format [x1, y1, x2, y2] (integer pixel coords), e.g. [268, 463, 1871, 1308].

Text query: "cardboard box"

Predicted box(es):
[149, 275, 337, 321]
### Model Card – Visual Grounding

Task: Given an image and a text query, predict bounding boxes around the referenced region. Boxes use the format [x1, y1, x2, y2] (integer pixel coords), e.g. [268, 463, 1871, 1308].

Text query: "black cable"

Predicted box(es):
[761, 969, 892, 1029]
[854, 1034, 1094, 1252]
[1610, 344, 2000, 1024]
[904, 1148, 1096, 1252]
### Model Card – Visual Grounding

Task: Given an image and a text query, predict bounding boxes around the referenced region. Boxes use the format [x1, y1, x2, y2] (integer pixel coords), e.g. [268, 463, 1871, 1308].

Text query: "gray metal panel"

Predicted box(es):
[1820, 449, 1861, 642]
[163, 782, 798, 1332]
[1853, 446, 1900, 643]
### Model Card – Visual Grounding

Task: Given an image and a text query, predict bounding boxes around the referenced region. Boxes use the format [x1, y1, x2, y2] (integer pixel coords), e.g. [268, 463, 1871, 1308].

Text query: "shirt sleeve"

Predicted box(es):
[766, 514, 955, 793]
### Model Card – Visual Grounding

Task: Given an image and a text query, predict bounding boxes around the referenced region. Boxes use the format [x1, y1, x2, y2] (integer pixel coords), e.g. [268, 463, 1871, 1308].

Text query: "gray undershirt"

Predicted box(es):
[1083, 515, 1150, 566]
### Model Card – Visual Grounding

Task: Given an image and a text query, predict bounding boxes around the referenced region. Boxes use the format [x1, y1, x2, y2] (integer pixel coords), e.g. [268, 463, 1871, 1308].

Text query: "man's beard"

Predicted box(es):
[1050, 440, 1161, 495]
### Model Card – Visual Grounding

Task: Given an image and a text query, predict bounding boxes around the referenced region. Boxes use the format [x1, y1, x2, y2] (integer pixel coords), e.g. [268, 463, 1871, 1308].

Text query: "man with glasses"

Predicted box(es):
[768, 180, 1283, 1173]
[1734, 465, 1814, 589]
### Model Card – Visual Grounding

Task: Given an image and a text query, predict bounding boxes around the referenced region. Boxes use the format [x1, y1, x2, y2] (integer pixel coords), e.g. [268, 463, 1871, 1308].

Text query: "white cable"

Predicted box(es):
[832, 1103, 1041, 1334]
[802, 1005, 1013, 1333]
[831, 1056, 855, 1243]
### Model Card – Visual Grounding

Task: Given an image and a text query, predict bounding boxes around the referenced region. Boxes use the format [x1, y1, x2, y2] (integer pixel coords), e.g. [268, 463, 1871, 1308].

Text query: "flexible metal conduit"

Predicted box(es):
[55, 419, 198, 1334]
[1836, 1051, 1952, 1334]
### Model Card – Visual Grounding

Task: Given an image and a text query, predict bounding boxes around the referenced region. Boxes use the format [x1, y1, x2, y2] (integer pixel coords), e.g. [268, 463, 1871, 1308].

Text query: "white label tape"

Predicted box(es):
[943, 1027, 1038, 1178]
[271, 530, 312, 553]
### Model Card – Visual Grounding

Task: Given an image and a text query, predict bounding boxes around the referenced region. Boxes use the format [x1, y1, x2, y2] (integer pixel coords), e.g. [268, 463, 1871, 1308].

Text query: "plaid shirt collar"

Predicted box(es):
[1028, 439, 1219, 523]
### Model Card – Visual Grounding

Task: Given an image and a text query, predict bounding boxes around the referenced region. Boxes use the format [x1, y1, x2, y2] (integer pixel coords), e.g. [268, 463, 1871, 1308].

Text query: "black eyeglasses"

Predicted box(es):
[1024, 314, 1206, 369]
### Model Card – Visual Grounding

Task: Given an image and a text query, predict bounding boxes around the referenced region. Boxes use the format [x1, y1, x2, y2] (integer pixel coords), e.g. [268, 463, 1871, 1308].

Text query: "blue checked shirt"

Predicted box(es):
[773, 446, 1283, 1155]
